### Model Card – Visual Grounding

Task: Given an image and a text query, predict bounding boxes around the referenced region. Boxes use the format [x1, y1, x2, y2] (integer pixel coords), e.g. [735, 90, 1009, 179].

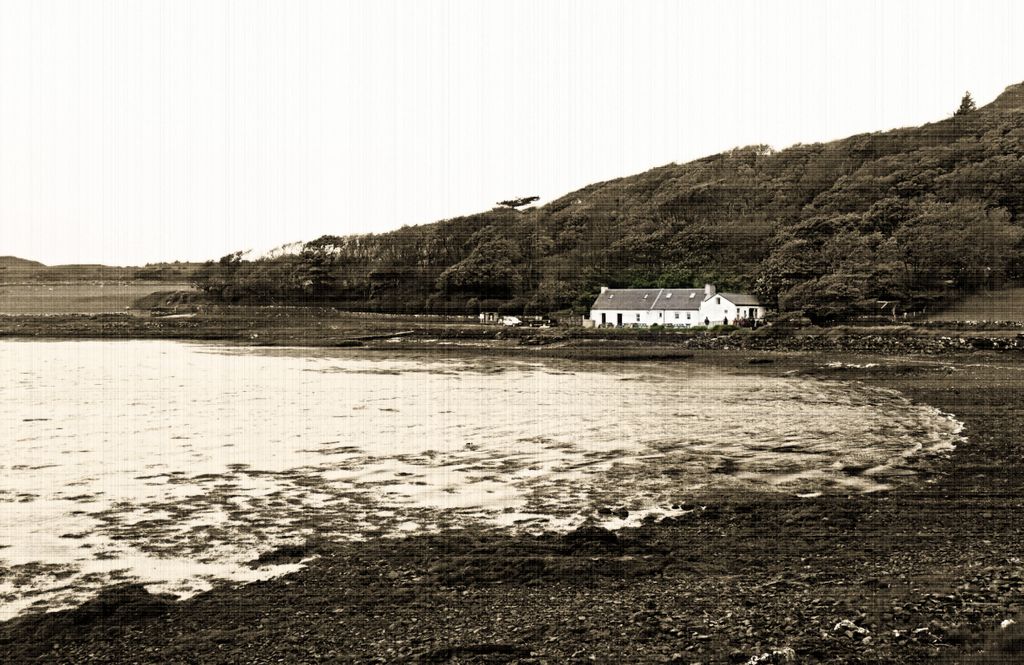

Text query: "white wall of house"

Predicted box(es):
[661, 309, 699, 327]
[589, 310, 646, 326]
[590, 305, 765, 327]
[590, 308, 704, 327]
[699, 295, 737, 324]
[699, 296, 765, 324]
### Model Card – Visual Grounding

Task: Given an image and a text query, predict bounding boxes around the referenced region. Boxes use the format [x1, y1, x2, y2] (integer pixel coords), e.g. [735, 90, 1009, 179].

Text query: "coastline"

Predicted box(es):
[3, 308, 1024, 356]
[2, 321, 1023, 663]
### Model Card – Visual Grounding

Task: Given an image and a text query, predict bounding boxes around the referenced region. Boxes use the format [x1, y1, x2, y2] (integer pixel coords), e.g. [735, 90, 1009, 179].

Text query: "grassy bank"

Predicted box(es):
[0, 282, 194, 315]
[927, 287, 1024, 323]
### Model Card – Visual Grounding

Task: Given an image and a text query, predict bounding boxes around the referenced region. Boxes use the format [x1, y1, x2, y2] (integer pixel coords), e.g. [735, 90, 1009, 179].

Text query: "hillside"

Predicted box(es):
[0, 256, 45, 269]
[0, 257, 203, 284]
[0, 256, 46, 280]
[194, 83, 1024, 322]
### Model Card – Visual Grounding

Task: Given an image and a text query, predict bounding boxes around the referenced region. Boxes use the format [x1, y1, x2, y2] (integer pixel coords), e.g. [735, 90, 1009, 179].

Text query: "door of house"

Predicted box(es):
[616, 313, 622, 326]
[601, 313, 606, 325]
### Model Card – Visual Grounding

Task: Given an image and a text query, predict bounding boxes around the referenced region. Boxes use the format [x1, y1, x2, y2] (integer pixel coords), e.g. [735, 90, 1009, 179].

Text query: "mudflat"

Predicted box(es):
[1, 315, 1022, 664]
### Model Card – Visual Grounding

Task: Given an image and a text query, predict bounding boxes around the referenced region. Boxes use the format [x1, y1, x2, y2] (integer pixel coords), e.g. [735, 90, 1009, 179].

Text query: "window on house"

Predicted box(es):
[686, 312, 691, 320]
[716, 297, 721, 305]
[636, 313, 641, 321]
[674, 312, 679, 319]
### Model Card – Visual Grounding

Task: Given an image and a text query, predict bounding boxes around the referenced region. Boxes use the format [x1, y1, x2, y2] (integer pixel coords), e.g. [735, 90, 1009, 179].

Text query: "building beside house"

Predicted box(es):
[479, 311, 501, 324]
[588, 283, 766, 328]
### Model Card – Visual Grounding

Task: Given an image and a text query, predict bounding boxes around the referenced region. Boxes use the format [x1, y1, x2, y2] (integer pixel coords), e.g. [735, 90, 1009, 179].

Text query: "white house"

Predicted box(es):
[588, 283, 766, 328]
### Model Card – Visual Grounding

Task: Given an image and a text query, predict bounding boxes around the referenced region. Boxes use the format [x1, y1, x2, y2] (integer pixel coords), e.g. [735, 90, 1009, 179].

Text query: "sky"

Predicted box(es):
[1, 0, 1022, 266]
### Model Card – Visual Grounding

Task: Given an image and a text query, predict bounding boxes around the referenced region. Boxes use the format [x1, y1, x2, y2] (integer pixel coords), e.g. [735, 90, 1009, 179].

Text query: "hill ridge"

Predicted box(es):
[189, 80, 1024, 322]
[0, 256, 46, 269]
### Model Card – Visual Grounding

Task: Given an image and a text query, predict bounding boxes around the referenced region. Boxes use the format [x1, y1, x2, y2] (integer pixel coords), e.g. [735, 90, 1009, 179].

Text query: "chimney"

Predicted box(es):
[600, 286, 609, 294]
[704, 283, 716, 298]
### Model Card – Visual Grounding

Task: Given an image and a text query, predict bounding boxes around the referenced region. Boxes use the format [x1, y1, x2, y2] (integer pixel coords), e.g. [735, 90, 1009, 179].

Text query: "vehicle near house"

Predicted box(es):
[521, 315, 553, 328]
[588, 283, 765, 328]
[479, 312, 550, 327]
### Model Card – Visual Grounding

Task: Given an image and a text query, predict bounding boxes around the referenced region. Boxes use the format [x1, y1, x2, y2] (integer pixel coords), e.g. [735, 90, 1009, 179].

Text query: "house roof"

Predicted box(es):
[652, 288, 705, 310]
[591, 287, 705, 311]
[590, 288, 663, 311]
[592, 287, 762, 310]
[717, 292, 762, 306]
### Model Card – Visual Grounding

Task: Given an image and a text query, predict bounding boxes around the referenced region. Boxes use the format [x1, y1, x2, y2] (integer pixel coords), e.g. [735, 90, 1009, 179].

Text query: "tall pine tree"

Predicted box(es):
[955, 91, 976, 116]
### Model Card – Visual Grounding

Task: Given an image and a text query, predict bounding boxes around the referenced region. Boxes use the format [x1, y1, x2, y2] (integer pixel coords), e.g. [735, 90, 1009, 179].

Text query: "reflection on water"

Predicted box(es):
[0, 340, 959, 617]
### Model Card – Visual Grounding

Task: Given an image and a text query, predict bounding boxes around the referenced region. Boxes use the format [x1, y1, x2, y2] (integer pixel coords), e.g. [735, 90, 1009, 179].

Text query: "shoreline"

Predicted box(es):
[2, 329, 1023, 663]
[3, 309, 1024, 354]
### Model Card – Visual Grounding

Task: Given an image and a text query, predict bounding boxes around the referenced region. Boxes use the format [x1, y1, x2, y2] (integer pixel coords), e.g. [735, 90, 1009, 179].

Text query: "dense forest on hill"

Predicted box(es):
[194, 84, 1024, 322]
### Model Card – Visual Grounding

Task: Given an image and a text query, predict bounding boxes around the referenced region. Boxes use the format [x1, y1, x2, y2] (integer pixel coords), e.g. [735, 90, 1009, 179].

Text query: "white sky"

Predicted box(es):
[1, 0, 1022, 266]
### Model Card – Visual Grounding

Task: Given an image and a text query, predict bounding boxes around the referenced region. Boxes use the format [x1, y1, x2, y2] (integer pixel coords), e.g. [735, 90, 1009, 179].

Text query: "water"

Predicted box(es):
[0, 339, 960, 618]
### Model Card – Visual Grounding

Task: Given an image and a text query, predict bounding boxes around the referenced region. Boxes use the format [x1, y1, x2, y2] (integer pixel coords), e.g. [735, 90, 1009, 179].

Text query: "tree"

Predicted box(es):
[955, 91, 976, 116]
[294, 245, 340, 297]
[779, 275, 870, 323]
[894, 199, 1021, 291]
[435, 238, 523, 297]
[754, 238, 828, 307]
[497, 196, 539, 210]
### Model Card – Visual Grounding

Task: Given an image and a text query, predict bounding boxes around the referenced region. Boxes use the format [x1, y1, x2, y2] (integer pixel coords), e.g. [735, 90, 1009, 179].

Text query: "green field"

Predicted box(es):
[0, 282, 193, 315]
[928, 287, 1024, 322]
